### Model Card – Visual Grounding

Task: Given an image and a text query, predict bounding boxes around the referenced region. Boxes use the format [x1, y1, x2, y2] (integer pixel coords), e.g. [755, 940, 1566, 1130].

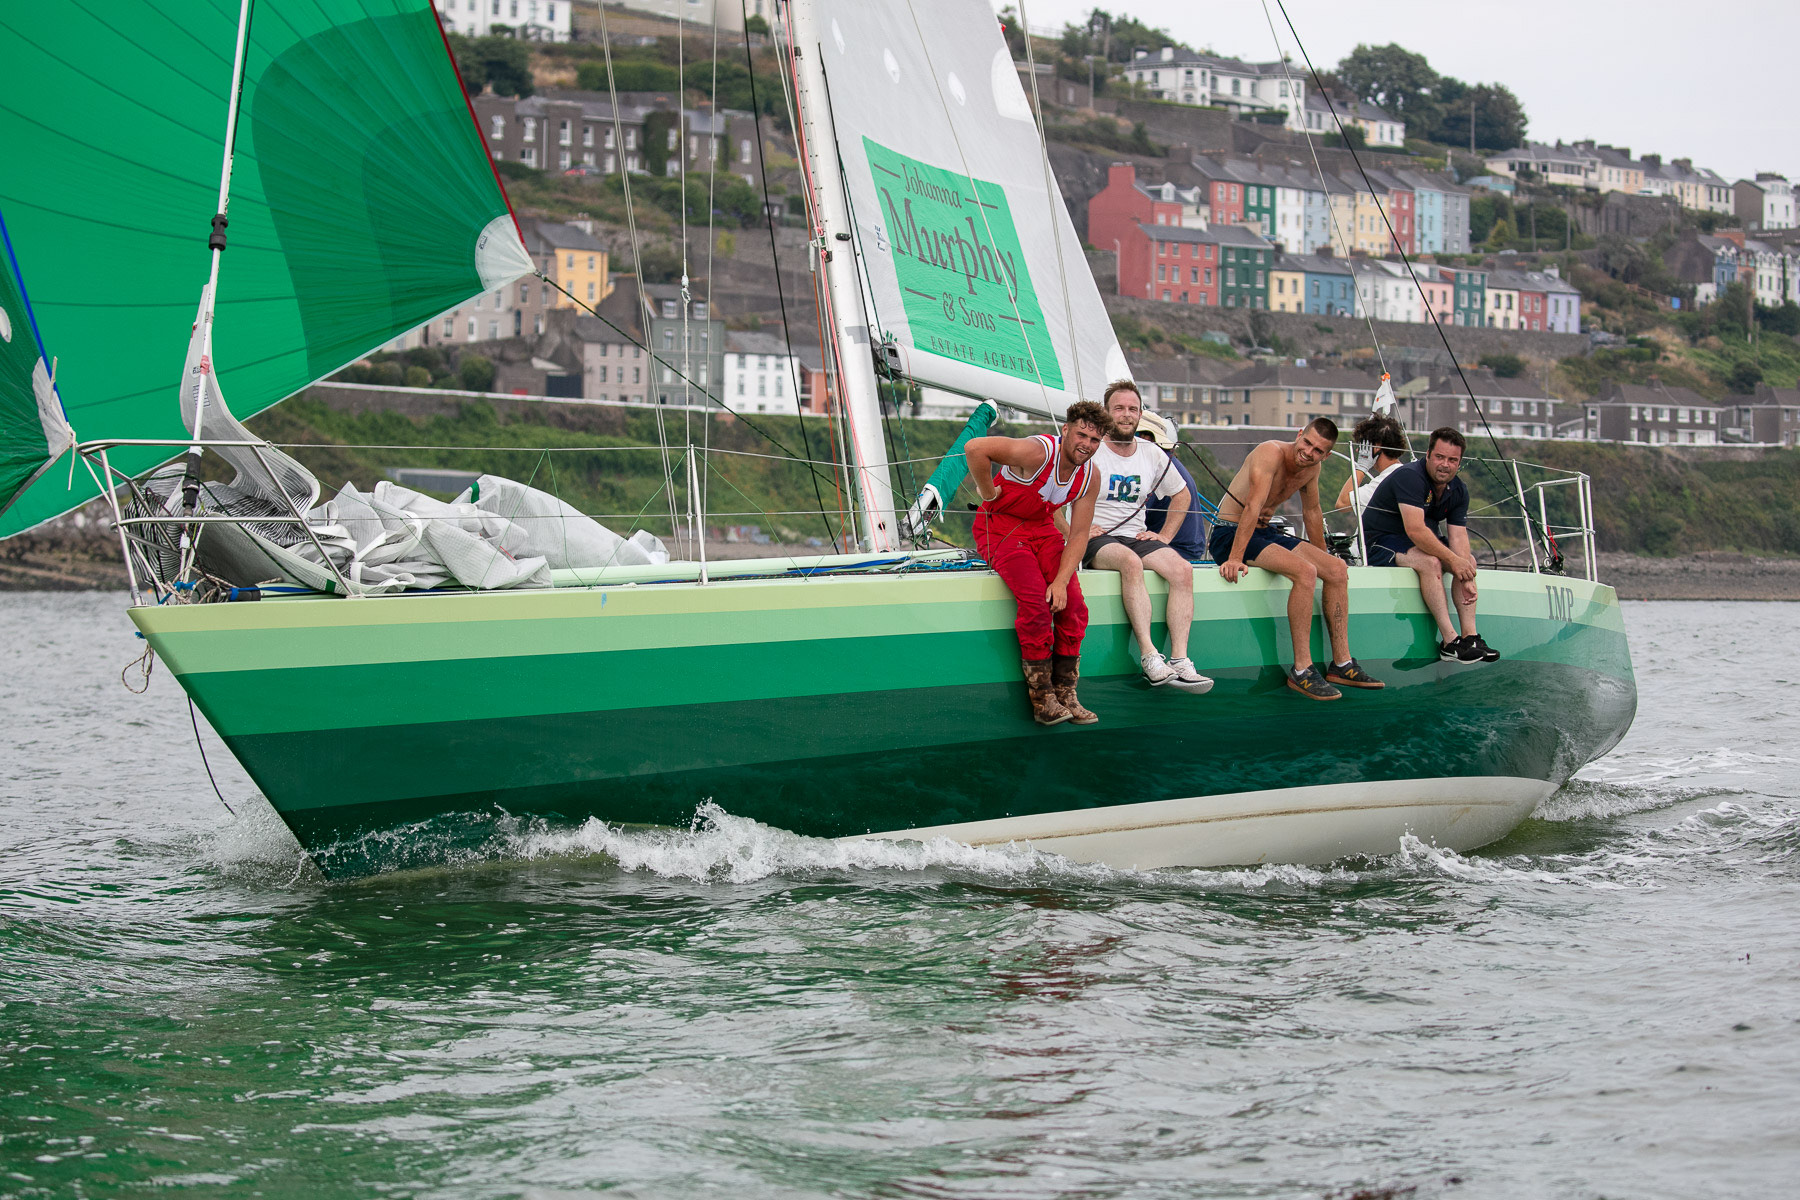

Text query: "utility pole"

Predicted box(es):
[1469, 93, 1476, 157]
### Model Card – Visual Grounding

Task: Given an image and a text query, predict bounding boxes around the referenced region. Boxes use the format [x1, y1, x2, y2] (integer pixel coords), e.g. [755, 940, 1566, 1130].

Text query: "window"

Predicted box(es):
[559, 151, 571, 170]
[523, 118, 536, 143]
[587, 282, 596, 301]
[1158, 266, 1166, 282]
[468, 317, 476, 337]
[600, 366, 609, 383]
[559, 119, 571, 146]
[583, 126, 594, 148]
[491, 115, 505, 139]
[1190, 268, 1199, 284]
[443, 316, 455, 336]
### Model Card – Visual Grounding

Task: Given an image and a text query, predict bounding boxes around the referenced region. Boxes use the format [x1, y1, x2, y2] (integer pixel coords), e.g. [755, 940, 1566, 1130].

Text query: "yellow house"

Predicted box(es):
[1351, 186, 1387, 254]
[1269, 264, 1306, 312]
[1322, 179, 1359, 257]
[531, 220, 611, 309]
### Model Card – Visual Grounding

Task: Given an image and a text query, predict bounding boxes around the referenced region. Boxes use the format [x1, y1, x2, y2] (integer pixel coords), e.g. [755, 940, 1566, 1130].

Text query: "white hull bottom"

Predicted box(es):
[851, 776, 1553, 870]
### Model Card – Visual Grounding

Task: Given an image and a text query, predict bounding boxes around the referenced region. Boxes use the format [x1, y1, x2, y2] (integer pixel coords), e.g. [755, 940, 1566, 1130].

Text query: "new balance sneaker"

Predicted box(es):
[1286, 665, 1342, 701]
[1142, 652, 1176, 686]
[1463, 633, 1501, 662]
[1325, 658, 1385, 689]
[1166, 657, 1215, 694]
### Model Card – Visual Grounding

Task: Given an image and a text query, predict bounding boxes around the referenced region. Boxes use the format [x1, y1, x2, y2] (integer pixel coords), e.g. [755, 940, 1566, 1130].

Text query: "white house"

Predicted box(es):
[1735, 174, 1796, 231]
[435, 0, 571, 42]
[1125, 48, 1305, 130]
[1348, 258, 1419, 324]
[723, 330, 803, 414]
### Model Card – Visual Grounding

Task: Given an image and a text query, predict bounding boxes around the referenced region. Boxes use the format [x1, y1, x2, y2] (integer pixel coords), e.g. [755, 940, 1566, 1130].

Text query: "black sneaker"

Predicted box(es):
[1438, 636, 1466, 662]
[1464, 634, 1501, 662]
[1326, 658, 1385, 689]
[1286, 665, 1342, 701]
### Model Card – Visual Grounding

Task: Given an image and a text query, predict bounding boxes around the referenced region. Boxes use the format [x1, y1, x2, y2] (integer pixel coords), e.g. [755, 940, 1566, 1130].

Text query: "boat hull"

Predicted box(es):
[131, 566, 1636, 876]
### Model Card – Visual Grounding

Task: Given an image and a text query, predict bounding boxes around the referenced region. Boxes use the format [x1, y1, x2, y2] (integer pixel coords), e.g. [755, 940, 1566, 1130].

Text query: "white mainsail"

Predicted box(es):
[811, 0, 1130, 420]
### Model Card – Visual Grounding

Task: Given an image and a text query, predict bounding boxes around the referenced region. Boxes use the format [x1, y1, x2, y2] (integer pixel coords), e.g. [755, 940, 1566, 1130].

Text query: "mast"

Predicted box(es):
[786, 0, 899, 552]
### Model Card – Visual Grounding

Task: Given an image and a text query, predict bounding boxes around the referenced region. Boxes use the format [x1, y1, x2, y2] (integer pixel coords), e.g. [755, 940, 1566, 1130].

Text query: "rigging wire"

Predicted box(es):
[741, 0, 843, 547]
[1265, 0, 1551, 559]
[900, 0, 1058, 418]
[592, 0, 682, 540]
[776, 20, 865, 542]
[1254, 0, 1386, 375]
[537, 272, 847, 503]
[189, 697, 236, 818]
[1015, 0, 1087, 392]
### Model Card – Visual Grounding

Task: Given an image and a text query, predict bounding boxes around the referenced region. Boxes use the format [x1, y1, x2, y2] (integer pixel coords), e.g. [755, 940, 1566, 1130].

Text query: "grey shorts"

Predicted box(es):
[1083, 534, 1166, 569]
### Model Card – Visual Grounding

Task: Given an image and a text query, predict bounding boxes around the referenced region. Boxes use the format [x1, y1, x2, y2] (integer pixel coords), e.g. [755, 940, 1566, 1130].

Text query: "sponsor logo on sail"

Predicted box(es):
[862, 137, 1062, 390]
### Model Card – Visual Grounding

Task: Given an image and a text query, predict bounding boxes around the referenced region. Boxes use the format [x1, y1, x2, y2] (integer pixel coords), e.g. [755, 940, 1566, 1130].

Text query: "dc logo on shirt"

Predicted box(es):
[1107, 474, 1140, 503]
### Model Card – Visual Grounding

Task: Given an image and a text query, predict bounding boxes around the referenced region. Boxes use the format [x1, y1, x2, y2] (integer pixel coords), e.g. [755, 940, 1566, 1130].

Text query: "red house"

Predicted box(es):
[1368, 169, 1415, 256]
[1087, 163, 1187, 262]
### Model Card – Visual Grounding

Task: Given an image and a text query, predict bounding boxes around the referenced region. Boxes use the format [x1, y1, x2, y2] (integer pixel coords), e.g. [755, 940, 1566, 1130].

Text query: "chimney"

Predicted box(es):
[1134, 48, 1148, 61]
[1641, 153, 1661, 170]
[1108, 162, 1138, 191]
[1161, 46, 1175, 61]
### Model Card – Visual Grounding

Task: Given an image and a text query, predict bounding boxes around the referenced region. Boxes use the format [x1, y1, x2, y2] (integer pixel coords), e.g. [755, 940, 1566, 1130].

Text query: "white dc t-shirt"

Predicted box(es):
[1089, 439, 1185, 538]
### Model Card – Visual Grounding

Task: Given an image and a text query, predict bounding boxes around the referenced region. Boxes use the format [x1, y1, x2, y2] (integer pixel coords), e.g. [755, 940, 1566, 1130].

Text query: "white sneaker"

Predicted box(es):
[1166, 657, 1215, 694]
[1141, 652, 1176, 685]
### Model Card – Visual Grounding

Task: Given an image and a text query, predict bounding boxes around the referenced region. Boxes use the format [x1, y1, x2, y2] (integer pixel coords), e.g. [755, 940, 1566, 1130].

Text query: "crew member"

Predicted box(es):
[964, 402, 1106, 725]
[1210, 417, 1385, 700]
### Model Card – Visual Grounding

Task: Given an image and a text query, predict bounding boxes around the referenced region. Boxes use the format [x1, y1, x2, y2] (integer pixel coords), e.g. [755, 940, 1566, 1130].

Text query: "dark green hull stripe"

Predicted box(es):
[230, 653, 1635, 876]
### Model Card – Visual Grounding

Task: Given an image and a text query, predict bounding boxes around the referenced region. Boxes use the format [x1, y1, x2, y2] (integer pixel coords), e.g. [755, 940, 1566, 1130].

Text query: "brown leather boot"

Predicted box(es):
[1052, 654, 1099, 724]
[1022, 657, 1071, 725]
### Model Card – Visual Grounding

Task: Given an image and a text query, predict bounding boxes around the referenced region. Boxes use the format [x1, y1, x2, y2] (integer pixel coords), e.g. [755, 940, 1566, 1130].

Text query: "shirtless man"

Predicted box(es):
[1208, 417, 1384, 701]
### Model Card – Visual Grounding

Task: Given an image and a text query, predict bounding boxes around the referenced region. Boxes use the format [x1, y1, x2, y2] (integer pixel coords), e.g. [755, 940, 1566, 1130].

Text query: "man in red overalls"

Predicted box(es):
[964, 401, 1107, 725]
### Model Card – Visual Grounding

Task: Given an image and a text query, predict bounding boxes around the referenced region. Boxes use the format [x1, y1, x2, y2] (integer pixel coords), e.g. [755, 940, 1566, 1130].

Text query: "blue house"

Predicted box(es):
[1281, 252, 1356, 317]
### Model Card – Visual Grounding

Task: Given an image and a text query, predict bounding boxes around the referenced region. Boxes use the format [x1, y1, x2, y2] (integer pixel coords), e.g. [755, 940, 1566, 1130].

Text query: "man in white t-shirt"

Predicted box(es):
[1334, 413, 1407, 561]
[1076, 381, 1212, 692]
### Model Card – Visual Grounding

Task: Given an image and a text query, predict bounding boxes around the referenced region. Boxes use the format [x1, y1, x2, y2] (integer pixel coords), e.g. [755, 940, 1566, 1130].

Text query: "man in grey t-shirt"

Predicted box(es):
[1077, 381, 1211, 692]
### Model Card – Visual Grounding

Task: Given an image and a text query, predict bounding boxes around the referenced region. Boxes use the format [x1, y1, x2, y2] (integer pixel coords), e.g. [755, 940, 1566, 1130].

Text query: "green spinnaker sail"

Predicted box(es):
[0, 210, 72, 516]
[0, 0, 531, 537]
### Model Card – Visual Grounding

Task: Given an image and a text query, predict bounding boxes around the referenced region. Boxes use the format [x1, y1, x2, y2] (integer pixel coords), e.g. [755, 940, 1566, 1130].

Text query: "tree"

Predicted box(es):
[1430, 79, 1527, 151]
[577, 59, 680, 93]
[1469, 192, 1510, 244]
[1485, 216, 1519, 250]
[1729, 361, 1764, 392]
[446, 33, 534, 99]
[996, 6, 1026, 58]
[458, 355, 495, 392]
[1480, 353, 1526, 378]
[1336, 43, 1441, 132]
[743, 14, 770, 36]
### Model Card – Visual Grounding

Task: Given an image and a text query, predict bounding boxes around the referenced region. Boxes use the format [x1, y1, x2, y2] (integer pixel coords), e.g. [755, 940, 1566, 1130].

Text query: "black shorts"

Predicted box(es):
[1083, 534, 1167, 569]
[1366, 532, 1416, 567]
[1206, 521, 1302, 565]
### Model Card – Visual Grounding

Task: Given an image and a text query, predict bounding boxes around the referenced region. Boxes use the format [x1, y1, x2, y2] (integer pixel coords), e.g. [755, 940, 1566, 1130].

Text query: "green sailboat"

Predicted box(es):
[0, 0, 1635, 878]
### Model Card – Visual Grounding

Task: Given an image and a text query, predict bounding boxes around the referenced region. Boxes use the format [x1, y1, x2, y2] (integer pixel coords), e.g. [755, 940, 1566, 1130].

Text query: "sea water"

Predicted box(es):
[1, 593, 1795, 1199]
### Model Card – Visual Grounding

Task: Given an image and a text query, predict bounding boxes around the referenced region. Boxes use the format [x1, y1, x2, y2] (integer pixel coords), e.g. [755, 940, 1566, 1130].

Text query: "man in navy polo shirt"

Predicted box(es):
[1362, 426, 1499, 663]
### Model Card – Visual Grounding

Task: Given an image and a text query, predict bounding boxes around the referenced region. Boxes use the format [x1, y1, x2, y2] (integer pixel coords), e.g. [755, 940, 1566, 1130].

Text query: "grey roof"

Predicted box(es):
[1276, 252, 1353, 276]
[1130, 357, 1241, 385]
[1137, 221, 1274, 249]
[1219, 363, 1382, 391]
[1419, 369, 1553, 402]
[1594, 380, 1721, 408]
[724, 330, 795, 356]
[529, 220, 608, 253]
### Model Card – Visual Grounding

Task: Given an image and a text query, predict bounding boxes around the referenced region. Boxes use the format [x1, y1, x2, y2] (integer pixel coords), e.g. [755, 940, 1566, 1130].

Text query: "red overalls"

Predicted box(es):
[974, 434, 1092, 660]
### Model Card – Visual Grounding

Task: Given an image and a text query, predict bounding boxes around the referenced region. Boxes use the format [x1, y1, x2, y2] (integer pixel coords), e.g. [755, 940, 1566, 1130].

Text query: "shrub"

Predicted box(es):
[458, 355, 496, 393]
[1480, 352, 1525, 378]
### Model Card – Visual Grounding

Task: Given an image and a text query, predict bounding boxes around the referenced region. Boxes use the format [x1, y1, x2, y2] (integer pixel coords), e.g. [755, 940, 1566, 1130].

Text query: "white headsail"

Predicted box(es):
[811, 0, 1130, 419]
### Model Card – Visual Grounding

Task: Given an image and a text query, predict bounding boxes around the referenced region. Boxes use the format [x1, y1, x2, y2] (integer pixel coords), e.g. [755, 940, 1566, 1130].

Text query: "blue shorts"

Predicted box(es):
[1207, 521, 1303, 565]
[1365, 532, 1416, 567]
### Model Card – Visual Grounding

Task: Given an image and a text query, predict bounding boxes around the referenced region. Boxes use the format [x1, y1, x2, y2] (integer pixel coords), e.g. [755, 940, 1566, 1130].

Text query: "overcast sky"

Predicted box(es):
[1000, 0, 1795, 184]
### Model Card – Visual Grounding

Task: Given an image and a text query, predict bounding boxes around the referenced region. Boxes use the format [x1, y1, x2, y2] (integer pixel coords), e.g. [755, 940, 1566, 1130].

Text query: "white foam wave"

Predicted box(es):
[501, 801, 1129, 886]
[195, 793, 321, 884]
